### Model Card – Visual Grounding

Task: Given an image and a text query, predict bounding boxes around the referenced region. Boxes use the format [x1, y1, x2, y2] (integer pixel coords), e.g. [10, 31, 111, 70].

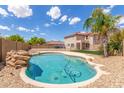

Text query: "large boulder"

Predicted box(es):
[10, 58, 16, 62]
[15, 60, 27, 65]
[6, 50, 30, 69]
[17, 50, 29, 56]
[6, 61, 15, 67]
[13, 55, 30, 61]
[6, 56, 11, 61]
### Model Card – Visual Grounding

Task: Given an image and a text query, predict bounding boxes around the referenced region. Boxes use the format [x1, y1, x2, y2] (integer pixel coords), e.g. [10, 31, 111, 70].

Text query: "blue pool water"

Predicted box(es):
[26, 53, 97, 84]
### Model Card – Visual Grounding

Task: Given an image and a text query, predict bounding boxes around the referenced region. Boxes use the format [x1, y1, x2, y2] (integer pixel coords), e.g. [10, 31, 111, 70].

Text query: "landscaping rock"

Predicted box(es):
[14, 55, 30, 61]
[15, 60, 27, 65]
[6, 57, 11, 61]
[10, 58, 16, 62]
[15, 65, 22, 69]
[6, 50, 30, 69]
[6, 61, 15, 67]
[17, 50, 29, 56]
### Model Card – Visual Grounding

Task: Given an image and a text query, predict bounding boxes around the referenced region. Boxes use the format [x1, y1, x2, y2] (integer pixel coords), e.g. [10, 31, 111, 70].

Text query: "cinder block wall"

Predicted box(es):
[2, 39, 17, 61]
[0, 38, 2, 62]
[17, 42, 23, 50]
[23, 43, 29, 50]
[0, 38, 30, 62]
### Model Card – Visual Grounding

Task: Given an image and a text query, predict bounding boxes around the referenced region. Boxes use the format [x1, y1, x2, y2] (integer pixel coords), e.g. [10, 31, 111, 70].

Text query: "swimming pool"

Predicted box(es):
[25, 53, 97, 84]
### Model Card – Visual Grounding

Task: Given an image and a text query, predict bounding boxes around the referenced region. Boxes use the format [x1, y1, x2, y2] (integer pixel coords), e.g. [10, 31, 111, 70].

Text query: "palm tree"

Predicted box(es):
[83, 8, 121, 57]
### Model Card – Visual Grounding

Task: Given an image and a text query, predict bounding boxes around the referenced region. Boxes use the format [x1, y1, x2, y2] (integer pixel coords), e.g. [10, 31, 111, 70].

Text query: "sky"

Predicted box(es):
[0, 5, 124, 41]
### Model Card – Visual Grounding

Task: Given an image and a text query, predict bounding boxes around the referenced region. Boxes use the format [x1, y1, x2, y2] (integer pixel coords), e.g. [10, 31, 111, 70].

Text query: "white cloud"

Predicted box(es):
[60, 15, 68, 23]
[44, 22, 58, 27]
[35, 26, 40, 31]
[69, 17, 81, 25]
[17, 26, 35, 32]
[103, 5, 115, 13]
[117, 16, 124, 28]
[119, 25, 124, 28]
[0, 25, 10, 31]
[44, 23, 50, 27]
[118, 17, 124, 25]
[17, 26, 29, 32]
[46, 6, 61, 21]
[40, 33, 47, 36]
[8, 5, 32, 18]
[30, 29, 35, 32]
[68, 18, 71, 21]
[50, 22, 57, 25]
[0, 7, 8, 17]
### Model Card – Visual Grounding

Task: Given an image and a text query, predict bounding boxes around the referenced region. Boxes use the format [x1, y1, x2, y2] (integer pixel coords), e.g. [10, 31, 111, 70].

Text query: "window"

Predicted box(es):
[71, 43, 74, 47]
[86, 43, 89, 47]
[93, 35, 99, 44]
[86, 36, 88, 40]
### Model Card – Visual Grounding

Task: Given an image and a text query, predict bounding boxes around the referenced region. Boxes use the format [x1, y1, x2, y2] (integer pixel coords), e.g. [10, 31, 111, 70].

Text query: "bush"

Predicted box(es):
[27, 37, 46, 45]
[6, 34, 24, 42]
[108, 30, 124, 56]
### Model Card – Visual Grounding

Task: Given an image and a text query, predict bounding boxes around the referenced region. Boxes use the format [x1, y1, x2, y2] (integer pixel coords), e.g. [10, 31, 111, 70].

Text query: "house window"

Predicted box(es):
[86, 43, 90, 49]
[68, 44, 70, 46]
[71, 43, 74, 47]
[86, 36, 88, 40]
[93, 35, 99, 44]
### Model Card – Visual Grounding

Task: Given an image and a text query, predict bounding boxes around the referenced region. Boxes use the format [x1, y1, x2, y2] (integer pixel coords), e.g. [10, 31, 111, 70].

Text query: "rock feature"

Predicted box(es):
[6, 50, 30, 69]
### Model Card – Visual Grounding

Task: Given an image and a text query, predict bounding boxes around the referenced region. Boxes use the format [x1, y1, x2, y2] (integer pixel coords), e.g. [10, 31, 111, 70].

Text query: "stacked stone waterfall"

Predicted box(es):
[6, 50, 30, 68]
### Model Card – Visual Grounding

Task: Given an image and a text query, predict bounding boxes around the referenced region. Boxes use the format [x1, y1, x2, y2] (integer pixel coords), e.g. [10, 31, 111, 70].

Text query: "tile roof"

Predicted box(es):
[64, 32, 92, 39]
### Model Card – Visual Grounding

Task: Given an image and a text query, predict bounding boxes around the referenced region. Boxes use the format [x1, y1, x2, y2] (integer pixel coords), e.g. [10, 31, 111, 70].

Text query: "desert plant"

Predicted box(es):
[108, 29, 124, 55]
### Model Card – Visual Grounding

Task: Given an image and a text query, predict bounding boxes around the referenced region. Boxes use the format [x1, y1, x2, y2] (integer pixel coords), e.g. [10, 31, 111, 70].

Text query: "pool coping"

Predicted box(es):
[20, 51, 108, 88]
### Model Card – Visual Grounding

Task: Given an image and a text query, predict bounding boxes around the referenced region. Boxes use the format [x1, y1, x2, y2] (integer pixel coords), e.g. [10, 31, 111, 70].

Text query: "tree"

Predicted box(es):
[28, 37, 46, 45]
[83, 8, 121, 57]
[6, 34, 24, 42]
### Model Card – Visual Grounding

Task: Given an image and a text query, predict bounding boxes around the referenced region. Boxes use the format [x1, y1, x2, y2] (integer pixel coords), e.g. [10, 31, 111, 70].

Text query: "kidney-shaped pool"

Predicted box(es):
[25, 53, 97, 84]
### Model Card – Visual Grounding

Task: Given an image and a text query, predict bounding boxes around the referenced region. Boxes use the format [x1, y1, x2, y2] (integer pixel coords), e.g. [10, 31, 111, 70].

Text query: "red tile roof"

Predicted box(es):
[64, 32, 92, 39]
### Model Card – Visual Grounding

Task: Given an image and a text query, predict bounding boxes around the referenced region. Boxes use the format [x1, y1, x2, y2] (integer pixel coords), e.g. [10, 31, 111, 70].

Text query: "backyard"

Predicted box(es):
[0, 5, 124, 88]
[0, 49, 124, 88]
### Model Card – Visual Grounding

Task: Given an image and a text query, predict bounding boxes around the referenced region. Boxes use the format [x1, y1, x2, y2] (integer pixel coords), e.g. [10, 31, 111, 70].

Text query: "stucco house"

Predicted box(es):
[64, 32, 102, 50]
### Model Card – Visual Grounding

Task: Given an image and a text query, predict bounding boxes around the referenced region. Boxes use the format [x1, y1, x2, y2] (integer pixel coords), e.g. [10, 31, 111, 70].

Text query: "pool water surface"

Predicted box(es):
[26, 53, 97, 84]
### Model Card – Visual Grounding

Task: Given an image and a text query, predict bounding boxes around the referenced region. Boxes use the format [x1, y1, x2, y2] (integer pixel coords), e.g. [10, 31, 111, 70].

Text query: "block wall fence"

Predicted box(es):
[0, 38, 30, 62]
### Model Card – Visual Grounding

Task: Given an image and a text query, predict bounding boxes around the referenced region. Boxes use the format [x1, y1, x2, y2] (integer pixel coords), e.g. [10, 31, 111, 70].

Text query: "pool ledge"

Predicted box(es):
[20, 51, 108, 88]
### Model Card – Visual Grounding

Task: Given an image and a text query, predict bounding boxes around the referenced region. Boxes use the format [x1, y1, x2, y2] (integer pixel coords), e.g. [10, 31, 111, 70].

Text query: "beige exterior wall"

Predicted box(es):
[89, 36, 101, 50]
[89, 36, 94, 50]
[64, 36, 77, 50]
[76, 35, 85, 40]
[64, 34, 101, 51]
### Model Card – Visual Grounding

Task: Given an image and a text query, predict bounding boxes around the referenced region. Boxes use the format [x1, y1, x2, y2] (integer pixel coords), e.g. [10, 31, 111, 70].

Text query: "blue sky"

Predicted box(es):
[0, 5, 124, 41]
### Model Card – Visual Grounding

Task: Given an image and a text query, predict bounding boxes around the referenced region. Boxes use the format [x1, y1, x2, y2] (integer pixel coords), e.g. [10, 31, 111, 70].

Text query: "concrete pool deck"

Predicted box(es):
[0, 49, 124, 88]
